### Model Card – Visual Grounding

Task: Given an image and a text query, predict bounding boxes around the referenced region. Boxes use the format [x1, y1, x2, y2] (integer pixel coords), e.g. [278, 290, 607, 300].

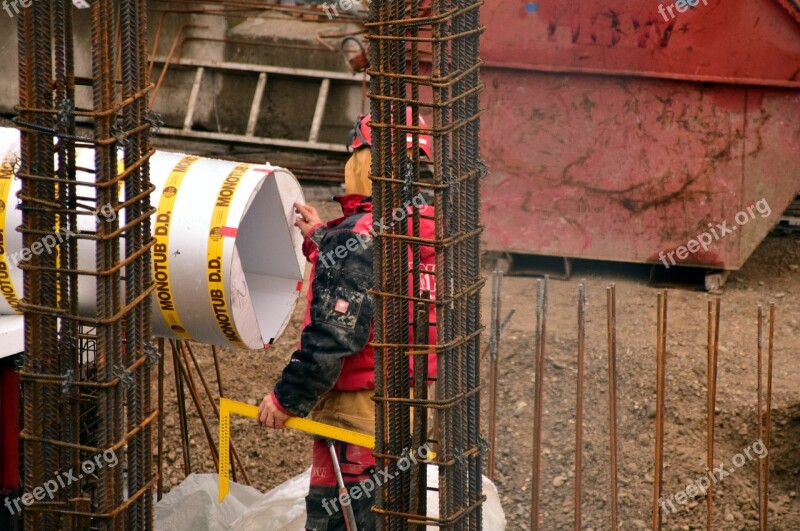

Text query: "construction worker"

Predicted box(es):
[258, 109, 436, 531]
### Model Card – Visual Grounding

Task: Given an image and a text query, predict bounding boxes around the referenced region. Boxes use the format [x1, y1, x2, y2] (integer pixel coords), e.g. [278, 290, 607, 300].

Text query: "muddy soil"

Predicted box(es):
[157, 199, 799, 530]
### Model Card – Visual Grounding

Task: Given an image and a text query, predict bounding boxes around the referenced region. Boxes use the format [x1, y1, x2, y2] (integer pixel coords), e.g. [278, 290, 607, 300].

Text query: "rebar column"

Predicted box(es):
[17, 1, 58, 527]
[367, 0, 485, 527]
[16, 1, 156, 528]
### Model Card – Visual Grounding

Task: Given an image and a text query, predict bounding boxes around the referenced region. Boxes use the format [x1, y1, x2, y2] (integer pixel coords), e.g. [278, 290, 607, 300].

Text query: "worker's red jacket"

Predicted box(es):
[273, 194, 437, 417]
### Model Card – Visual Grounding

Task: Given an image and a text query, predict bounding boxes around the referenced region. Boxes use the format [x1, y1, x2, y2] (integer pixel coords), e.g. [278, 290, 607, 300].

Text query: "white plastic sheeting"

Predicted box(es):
[0, 128, 305, 350]
[155, 468, 506, 530]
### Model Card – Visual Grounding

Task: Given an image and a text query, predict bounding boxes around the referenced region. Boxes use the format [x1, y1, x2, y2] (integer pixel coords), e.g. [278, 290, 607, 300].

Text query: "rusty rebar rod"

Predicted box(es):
[487, 270, 503, 481]
[19, 2, 57, 526]
[706, 298, 720, 529]
[158, 338, 165, 501]
[531, 276, 548, 531]
[764, 302, 775, 531]
[149, 24, 210, 106]
[652, 291, 667, 531]
[607, 284, 620, 530]
[575, 280, 587, 531]
[757, 305, 765, 531]
[210, 344, 237, 482]
[212, 345, 225, 397]
[410, 293, 430, 528]
[182, 341, 250, 485]
[172, 341, 193, 475]
[174, 340, 220, 469]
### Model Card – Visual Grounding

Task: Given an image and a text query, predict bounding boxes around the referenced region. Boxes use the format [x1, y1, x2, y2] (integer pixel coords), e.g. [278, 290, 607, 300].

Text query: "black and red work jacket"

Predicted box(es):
[272, 194, 438, 417]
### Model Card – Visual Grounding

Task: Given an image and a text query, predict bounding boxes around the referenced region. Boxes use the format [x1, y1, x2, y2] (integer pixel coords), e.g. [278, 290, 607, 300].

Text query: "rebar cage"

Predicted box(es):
[16, 1, 156, 528]
[367, 0, 486, 528]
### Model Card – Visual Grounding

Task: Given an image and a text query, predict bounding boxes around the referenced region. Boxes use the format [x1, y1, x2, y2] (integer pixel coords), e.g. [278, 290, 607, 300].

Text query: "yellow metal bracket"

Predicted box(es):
[218, 397, 375, 502]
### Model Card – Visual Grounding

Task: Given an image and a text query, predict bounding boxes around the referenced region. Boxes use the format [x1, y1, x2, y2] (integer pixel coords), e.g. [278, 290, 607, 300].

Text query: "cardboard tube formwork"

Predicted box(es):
[0, 127, 305, 350]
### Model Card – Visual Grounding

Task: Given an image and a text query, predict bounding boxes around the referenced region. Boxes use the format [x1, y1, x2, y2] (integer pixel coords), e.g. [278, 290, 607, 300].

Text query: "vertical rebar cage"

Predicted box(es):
[16, 0, 156, 528]
[367, 0, 485, 527]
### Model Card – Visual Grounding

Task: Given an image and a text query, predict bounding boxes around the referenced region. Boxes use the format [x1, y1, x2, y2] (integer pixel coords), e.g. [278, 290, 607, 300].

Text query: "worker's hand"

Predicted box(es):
[258, 393, 290, 429]
[294, 203, 322, 239]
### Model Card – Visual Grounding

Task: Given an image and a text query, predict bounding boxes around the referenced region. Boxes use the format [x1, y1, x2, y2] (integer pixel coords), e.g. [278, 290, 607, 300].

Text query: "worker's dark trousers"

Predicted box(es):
[305, 484, 376, 531]
[305, 440, 376, 531]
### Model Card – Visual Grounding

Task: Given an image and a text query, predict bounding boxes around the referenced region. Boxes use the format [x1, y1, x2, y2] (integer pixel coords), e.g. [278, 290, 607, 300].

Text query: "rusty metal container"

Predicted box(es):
[480, 0, 800, 269]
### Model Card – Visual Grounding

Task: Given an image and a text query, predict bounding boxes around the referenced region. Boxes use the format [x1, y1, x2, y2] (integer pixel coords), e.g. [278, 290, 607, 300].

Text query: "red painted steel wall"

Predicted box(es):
[483, 0, 800, 82]
[480, 0, 800, 268]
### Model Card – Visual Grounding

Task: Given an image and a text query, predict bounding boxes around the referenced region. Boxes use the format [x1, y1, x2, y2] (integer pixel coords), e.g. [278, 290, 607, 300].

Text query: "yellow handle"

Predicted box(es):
[218, 398, 375, 502]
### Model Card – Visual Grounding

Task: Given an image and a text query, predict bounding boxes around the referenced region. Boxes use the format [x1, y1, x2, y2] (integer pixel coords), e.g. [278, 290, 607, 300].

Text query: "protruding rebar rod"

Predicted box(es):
[175, 341, 220, 469]
[158, 337, 165, 500]
[764, 302, 775, 531]
[488, 270, 503, 481]
[171, 340, 192, 475]
[575, 281, 587, 531]
[652, 291, 667, 531]
[481, 309, 515, 364]
[410, 292, 430, 528]
[607, 284, 619, 531]
[183, 341, 250, 485]
[212, 345, 225, 398]
[706, 298, 720, 529]
[706, 301, 713, 529]
[531, 276, 548, 531]
[757, 305, 765, 531]
[209, 344, 236, 482]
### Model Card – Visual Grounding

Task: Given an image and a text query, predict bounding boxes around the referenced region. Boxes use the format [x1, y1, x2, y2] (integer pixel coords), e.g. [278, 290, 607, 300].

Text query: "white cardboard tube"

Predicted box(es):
[0, 128, 305, 350]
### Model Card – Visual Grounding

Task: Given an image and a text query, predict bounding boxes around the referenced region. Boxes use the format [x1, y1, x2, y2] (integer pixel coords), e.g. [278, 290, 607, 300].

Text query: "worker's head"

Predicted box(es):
[344, 146, 372, 195]
[349, 108, 433, 159]
[346, 108, 433, 195]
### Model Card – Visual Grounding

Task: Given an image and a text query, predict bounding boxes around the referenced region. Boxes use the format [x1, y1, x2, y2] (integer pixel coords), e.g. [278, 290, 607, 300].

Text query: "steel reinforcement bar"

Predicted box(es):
[367, 0, 485, 528]
[16, 1, 156, 529]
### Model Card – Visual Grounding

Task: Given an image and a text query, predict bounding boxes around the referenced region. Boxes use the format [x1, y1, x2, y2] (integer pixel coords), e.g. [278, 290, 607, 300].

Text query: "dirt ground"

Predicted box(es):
[157, 198, 800, 530]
